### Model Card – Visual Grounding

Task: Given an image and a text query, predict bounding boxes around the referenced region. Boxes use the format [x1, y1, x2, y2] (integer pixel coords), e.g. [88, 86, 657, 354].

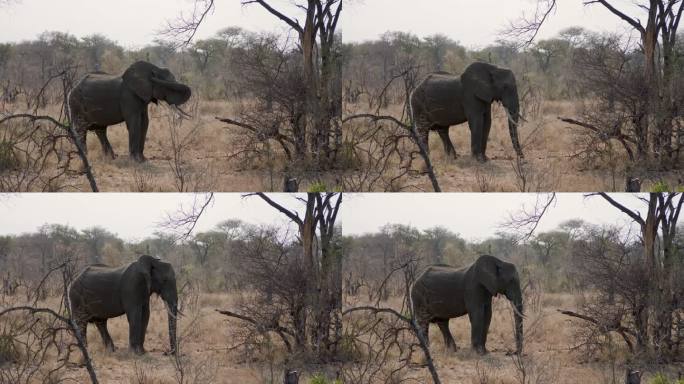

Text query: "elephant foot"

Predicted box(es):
[474, 154, 489, 163]
[105, 344, 116, 353]
[474, 346, 488, 355]
[446, 344, 459, 353]
[131, 153, 147, 163]
[106, 152, 118, 161]
[131, 346, 146, 355]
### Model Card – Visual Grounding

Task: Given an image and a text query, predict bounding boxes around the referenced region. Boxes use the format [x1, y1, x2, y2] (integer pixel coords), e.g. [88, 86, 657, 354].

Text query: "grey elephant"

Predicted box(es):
[410, 62, 524, 162]
[68, 61, 192, 162]
[410, 255, 523, 355]
[68, 254, 178, 355]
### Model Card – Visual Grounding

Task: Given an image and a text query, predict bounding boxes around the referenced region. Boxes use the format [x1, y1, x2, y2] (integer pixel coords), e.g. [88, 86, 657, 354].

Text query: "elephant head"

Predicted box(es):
[138, 255, 178, 354]
[474, 255, 524, 353]
[122, 61, 192, 107]
[462, 62, 524, 158]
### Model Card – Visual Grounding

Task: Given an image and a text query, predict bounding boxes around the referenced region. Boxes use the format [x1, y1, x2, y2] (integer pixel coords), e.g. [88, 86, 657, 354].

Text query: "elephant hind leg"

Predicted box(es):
[94, 320, 116, 352]
[435, 126, 458, 159]
[436, 320, 458, 352]
[94, 127, 116, 160]
[412, 115, 432, 156]
[70, 317, 88, 364]
[413, 316, 430, 348]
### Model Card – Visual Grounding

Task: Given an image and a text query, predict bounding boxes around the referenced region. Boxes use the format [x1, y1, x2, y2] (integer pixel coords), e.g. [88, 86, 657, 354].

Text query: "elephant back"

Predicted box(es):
[411, 264, 469, 319]
[69, 264, 128, 319]
[412, 265, 465, 300]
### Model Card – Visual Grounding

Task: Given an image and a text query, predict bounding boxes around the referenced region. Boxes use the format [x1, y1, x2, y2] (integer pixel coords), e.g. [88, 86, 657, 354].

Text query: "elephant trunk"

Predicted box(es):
[507, 286, 524, 354]
[162, 290, 178, 355]
[513, 298, 524, 354]
[503, 93, 524, 159]
[151, 77, 192, 106]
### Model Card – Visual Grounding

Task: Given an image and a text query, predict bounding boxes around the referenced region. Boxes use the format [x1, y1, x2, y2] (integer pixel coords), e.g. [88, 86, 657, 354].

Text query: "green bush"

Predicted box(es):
[310, 373, 342, 384]
[307, 182, 341, 193]
[308, 182, 329, 193]
[649, 373, 684, 384]
[650, 181, 684, 192]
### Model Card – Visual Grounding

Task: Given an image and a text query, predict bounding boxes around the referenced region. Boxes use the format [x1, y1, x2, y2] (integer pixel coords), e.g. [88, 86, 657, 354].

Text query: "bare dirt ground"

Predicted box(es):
[2, 100, 681, 192]
[2, 292, 681, 383]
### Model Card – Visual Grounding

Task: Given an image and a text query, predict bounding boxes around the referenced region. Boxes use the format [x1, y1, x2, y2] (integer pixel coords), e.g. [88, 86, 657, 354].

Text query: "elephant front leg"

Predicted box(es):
[139, 109, 149, 159]
[140, 303, 150, 348]
[468, 112, 488, 163]
[481, 108, 492, 159]
[468, 308, 488, 355]
[126, 307, 146, 355]
[125, 111, 147, 163]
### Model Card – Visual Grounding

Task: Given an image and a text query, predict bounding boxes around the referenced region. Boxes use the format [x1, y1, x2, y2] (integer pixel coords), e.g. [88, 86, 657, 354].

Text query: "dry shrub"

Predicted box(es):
[131, 167, 158, 192]
[0, 117, 79, 191]
[339, 114, 420, 192]
[164, 99, 216, 192]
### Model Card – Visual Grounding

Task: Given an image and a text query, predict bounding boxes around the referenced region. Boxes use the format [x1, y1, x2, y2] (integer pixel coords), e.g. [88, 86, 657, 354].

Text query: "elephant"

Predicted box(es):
[68, 254, 178, 355]
[410, 62, 524, 162]
[68, 61, 192, 162]
[410, 255, 523, 355]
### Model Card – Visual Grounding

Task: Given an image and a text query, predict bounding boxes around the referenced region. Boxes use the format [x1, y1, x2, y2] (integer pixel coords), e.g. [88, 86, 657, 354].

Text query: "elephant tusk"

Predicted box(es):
[171, 104, 193, 119]
[510, 303, 526, 319]
[506, 108, 529, 124]
[505, 109, 518, 125]
[164, 302, 183, 319]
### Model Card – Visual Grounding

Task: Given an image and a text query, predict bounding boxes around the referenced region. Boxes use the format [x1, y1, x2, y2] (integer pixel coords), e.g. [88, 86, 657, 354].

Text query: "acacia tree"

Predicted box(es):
[254, 192, 343, 356]
[595, 193, 682, 358]
[165, 0, 343, 166]
[510, 0, 684, 166]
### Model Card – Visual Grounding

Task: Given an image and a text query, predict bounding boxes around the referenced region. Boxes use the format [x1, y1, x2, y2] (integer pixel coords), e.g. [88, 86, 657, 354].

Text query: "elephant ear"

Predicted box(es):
[462, 62, 495, 103]
[122, 61, 155, 102]
[474, 255, 500, 295]
[136, 254, 158, 293]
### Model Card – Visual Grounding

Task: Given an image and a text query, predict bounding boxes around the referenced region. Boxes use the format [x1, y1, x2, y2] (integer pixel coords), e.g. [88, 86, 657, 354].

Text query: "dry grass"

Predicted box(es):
[2, 291, 681, 383]
[1, 99, 681, 192]
[346, 100, 683, 192]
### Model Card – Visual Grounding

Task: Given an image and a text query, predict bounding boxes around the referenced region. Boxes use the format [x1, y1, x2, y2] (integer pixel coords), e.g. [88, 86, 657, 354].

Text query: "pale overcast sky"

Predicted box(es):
[1, 0, 636, 47]
[0, 193, 653, 241]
